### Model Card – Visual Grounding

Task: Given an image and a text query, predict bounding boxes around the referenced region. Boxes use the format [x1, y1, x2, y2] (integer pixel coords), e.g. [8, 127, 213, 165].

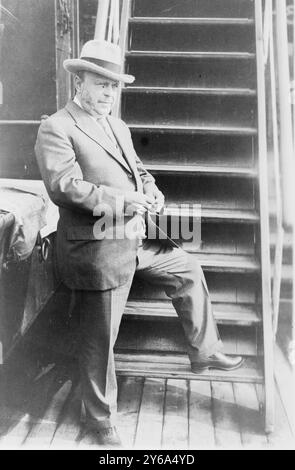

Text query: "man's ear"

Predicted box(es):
[74, 75, 82, 93]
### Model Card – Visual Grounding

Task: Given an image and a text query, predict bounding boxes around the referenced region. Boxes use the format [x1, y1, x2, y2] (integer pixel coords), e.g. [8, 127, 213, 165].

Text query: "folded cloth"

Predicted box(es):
[0, 187, 47, 261]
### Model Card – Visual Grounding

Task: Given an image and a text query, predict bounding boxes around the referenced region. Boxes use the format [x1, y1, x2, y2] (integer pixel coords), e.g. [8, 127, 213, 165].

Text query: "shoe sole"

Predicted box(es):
[191, 358, 245, 374]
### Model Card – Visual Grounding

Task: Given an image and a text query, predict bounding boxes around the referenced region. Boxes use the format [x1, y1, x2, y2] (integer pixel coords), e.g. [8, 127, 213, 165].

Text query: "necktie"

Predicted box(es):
[97, 118, 121, 153]
[97, 118, 146, 243]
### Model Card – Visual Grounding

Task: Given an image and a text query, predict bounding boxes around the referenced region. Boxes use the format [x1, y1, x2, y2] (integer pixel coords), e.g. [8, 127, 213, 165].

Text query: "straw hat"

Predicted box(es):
[63, 39, 135, 84]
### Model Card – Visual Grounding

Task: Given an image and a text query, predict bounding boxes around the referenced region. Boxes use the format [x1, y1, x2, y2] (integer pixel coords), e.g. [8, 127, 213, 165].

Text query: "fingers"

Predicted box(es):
[133, 204, 147, 215]
[143, 194, 155, 205]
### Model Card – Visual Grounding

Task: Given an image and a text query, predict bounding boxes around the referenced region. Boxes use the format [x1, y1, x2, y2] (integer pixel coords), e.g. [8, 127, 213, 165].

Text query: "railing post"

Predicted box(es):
[255, 0, 275, 434]
[267, 0, 285, 339]
[275, 0, 295, 229]
[112, 0, 131, 118]
[107, 0, 115, 42]
[94, 0, 110, 40]
[290, 0, 295, 366]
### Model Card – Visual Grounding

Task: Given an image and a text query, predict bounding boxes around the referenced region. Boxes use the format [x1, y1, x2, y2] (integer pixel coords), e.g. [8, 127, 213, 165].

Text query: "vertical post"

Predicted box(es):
[113, 0, 120, 44]
[276, 0, 295, 229]
[94, 0, 110, 40]
[0, 0, 4, 106]
[255, 0, 275, 434]
[291, 0, 295, 367]
[269, 0, 284, 338]
[112, 0, 131, 118]
[107, 0, 115, 42]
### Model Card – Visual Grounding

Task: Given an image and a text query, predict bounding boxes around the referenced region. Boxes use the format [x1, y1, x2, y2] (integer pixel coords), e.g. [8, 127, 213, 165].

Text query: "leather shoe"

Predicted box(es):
[191, 352, 244, 373]
[82, 426, 123, 448]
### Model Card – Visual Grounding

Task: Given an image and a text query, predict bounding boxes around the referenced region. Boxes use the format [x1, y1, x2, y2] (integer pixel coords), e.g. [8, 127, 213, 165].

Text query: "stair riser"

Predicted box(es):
[153, 174, 255, 211]
[132, 0, 254, 19]
[129, 23, 255, 53]
[116, 319, 258, 356]
[126, 56, 257, 89]
[122, 93, 257, 128]
[131, 133, 255, 170]
[145, 223, 256, 256]
[130, 273, 258, 305]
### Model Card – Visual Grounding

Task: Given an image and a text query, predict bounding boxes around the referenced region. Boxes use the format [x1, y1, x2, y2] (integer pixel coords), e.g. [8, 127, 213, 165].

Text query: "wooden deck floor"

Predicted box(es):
[0, 344, 294, 450]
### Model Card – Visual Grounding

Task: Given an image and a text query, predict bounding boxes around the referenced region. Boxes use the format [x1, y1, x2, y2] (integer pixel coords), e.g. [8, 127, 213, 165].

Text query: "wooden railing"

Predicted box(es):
[262, 0, 295, 365]
[255, 0, 275, 433]
[94, 0, 130, 48]
[93, 0, 131, 117]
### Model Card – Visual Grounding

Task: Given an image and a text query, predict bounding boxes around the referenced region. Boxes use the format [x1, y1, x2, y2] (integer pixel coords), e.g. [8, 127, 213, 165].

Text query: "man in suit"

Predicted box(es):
[35, 40, 243, 447]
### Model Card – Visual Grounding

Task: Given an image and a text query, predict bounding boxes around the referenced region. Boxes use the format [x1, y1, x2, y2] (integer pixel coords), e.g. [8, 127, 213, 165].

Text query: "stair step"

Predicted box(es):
[132, 133, 255, 171]
[131, 272, 258, 306]
[196, 208, 259, 223]
[153, 203, 259, 223]
[126, 55, 256, 89]
[132, 0, 254, 20]
[145, 163, 257, 178]
[123, 90, 256, 129]
[189, 253, 260, 273]
[117, 319, 258, 356]
[127, 51, 256, 60]
[130, 17, 255, 25]
[124, 86, 256, 96]
[115, 353, 263, 383]
[146, 218, 256, 257]
[152, 174, 256, 213]
[129, 124, 257, 136]
[124, 300, 261, 326]
[129, 22, 255, 54]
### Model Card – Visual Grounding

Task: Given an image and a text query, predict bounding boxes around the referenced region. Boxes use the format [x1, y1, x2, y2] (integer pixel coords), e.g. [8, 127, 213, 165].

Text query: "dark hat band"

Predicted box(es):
[80, 57, 121, 74]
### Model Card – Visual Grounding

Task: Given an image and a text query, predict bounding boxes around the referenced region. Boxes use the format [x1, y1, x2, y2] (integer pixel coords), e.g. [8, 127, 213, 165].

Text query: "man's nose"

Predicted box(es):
[103, 84, 114, 96]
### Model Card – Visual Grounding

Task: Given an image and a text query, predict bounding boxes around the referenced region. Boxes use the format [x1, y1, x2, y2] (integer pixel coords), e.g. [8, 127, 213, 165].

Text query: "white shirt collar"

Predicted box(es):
[73, 95, 104, 124]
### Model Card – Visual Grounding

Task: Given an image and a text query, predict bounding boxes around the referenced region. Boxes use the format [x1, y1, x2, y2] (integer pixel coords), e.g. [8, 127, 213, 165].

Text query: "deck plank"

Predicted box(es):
[50, 382, 82, 449]
[23, 379, 72, 448]
[0, 360, 60, 448]
[211, 381, 242, 448]
[117, 376, 144, 449]
[266, 386, 295, 449]
[188, 381, 215, 449]
[233, 383, 268, 448]
[162, 379, 188, 449]
[134, 378, 165, 449]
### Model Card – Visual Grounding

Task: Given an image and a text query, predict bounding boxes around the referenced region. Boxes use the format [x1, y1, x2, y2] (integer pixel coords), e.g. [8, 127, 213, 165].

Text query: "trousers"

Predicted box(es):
[76, 239, 223, 431]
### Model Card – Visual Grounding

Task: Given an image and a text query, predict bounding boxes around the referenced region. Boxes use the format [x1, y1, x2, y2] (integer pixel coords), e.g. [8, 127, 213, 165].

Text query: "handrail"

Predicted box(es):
[93, 0, 131, 118]
[263, 0, 272, 64]
[291, 0, 295, 366]
[94, 0, 121, 45]
[276, 0, 295, 230]
[262, 1, 295, 364]
[264, 0, 284, 338]
[255, 0, 275, 433]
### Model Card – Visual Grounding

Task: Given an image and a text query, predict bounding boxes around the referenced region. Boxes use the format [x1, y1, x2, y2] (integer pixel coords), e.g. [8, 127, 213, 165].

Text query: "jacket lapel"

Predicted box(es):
[106, 116, 137, 176]
[65, 100, 133, 174]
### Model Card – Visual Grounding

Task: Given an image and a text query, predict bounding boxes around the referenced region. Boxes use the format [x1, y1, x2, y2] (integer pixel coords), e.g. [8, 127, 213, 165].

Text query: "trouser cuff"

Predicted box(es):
[187, 339, 223, 362]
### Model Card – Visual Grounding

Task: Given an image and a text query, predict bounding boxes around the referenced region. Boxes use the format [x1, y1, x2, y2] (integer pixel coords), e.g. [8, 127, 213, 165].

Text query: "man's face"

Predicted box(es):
[75, 71, 119, 118]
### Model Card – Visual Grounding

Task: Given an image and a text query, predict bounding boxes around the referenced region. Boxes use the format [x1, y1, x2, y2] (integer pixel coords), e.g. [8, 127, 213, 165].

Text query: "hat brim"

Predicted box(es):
[63, 59, 135, 84]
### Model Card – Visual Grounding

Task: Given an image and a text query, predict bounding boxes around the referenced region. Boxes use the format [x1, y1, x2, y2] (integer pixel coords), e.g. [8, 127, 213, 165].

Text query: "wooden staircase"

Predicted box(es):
[111, 0, 274, 432]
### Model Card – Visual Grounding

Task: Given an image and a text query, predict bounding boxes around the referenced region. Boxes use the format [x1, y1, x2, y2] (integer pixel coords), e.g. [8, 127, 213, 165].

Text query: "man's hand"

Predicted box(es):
[144, 184, 165, 213]
[124, 191, 155, 215]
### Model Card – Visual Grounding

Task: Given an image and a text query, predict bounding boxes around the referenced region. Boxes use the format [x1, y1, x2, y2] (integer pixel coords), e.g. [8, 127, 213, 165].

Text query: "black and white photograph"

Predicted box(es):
[0, 0, 294, 451]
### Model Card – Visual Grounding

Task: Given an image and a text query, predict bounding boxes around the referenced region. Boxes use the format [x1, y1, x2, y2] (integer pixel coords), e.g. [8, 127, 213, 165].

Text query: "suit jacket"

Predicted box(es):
[35, 100, 157, 290]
